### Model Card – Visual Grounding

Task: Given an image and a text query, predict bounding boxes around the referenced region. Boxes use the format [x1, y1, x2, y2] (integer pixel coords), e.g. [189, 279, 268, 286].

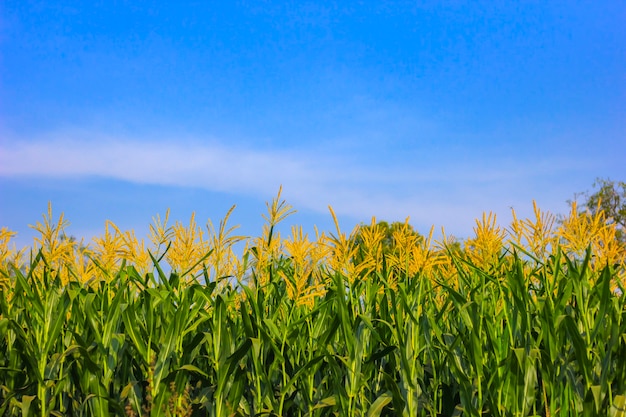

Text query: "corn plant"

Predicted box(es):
[1, 195, 625, 416]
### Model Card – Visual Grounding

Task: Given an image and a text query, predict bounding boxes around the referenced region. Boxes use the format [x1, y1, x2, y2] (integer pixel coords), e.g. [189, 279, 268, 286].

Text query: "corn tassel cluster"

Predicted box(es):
[1, 192, 625, 416]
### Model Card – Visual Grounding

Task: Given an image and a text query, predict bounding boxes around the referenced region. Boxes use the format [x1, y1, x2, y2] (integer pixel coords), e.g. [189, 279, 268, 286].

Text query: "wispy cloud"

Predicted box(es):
[0, 134, 352, 198]
[0, 131, 587, 237]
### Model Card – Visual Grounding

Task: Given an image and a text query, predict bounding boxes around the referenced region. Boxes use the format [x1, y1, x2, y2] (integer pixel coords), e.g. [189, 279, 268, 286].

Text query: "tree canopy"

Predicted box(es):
[351, 219, 463, 256]
[352, 220, 422, 254]
[576, 178, 626, 243]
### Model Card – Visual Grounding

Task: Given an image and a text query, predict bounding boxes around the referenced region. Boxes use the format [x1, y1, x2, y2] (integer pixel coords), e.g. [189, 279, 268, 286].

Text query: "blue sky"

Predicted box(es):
[1, 1, 625, 249]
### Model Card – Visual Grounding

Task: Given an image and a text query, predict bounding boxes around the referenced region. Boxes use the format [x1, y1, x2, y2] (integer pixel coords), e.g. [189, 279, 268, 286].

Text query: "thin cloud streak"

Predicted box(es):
[0, 134, 581, 236]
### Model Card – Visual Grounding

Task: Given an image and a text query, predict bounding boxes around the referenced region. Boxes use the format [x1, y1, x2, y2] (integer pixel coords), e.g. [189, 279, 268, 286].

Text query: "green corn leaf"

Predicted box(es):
[590, 264, 612, 341]
[590, 385, 603, 414]
[20, 395, 35, 417]
[564, 315, 591, 387]
[226, 338, 252, 378]
[612, 395, 626, 417]
[42, 291, 70, 357]
[121, 304, 148, 361]
[178, 364, 208, 378]
[366, 345, 397, 364]
[279, 355, 325, 396]
[366, 392, 392, 417]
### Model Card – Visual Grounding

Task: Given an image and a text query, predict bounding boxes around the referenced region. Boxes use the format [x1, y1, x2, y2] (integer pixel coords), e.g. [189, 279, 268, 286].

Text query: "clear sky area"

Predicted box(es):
[1, 1, 624, 248]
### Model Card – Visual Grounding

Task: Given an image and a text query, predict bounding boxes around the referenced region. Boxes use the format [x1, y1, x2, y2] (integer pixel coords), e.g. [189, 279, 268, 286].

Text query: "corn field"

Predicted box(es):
[1, 191, 625, 416]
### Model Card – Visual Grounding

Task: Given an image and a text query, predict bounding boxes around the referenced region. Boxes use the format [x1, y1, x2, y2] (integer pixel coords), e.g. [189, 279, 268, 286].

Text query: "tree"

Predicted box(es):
[351, 220, 422, 254]
[576, 178, 626, 243]
[351, 219, 464, 257]
[353, 220, 417, 251]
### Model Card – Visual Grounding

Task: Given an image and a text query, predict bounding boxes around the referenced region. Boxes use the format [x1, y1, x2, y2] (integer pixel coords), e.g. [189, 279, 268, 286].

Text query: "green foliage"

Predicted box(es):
[576, 177, 626, 243]
[353, 220, 423, 253]
[352, 219, 463, 256]
[2, 246, 625, 416]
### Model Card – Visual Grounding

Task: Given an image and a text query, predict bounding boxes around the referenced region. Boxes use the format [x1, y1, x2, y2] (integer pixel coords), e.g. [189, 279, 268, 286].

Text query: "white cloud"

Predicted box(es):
[0, 132, 587, 238]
